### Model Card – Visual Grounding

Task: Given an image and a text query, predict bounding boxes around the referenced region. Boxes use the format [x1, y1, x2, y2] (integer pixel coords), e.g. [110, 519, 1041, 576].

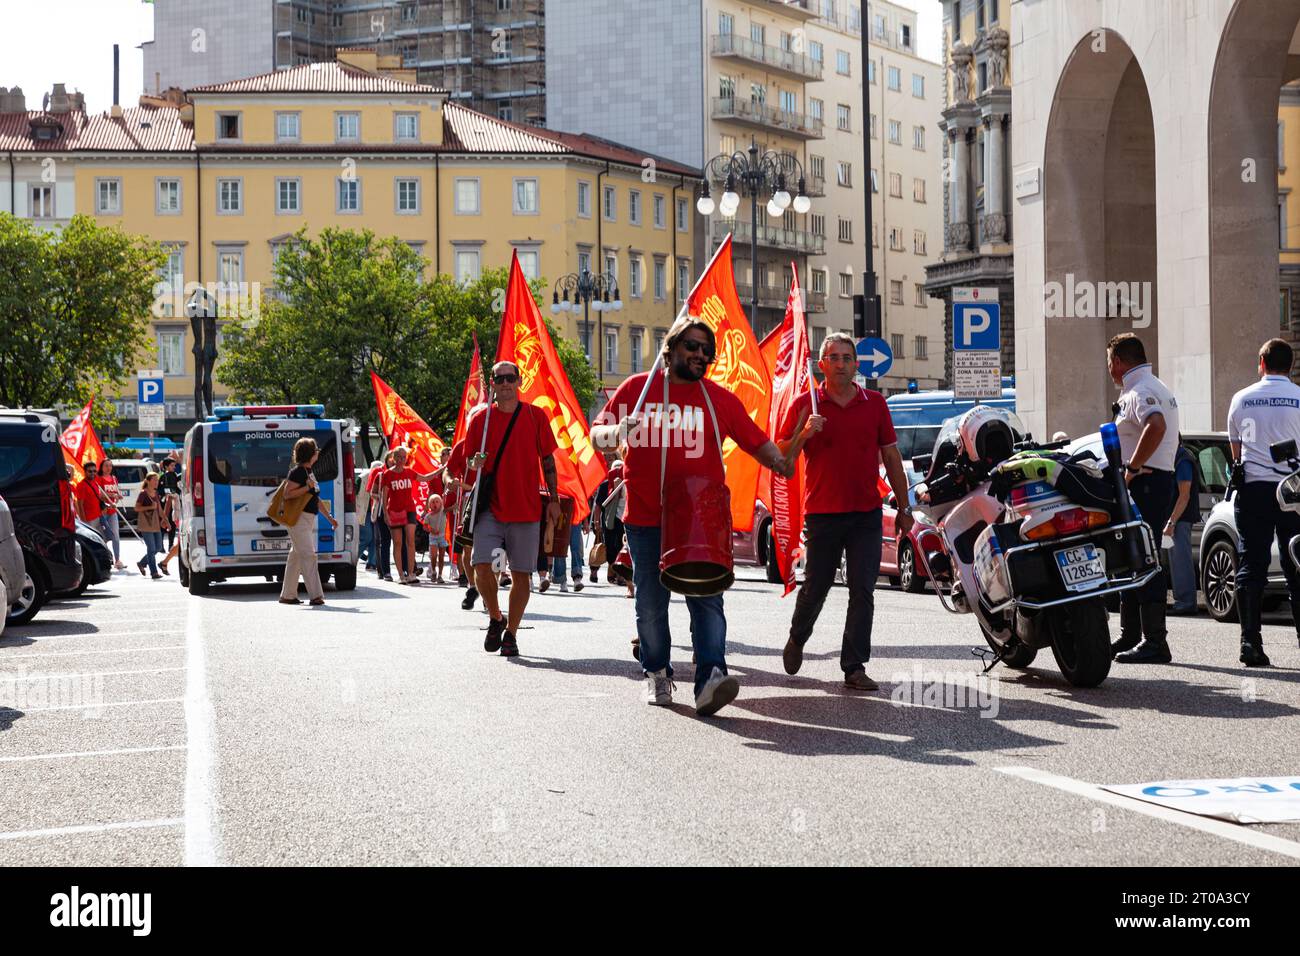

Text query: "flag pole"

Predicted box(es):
[807, 359, 819, 416]
[463, 388, 494, 536]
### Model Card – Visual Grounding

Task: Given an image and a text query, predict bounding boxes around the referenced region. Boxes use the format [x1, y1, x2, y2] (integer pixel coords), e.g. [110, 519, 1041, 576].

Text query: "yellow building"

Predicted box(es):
[1280, 82, 1300, 336]
[0, 50, 700, 435]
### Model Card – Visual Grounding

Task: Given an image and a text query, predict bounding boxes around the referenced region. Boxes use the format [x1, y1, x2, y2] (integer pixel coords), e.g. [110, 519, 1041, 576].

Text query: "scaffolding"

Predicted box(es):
[272, 0, 546, 124]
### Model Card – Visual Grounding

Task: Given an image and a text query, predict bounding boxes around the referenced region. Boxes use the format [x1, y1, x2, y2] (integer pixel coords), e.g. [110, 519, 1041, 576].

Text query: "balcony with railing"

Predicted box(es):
[710, 33, 822, 82]
[751, 0, 819, 21]
[733, 282, 828, 313]
[712, 97, 823, 139]
[713, 218, 825, 256]
[805, 174, 826, 197]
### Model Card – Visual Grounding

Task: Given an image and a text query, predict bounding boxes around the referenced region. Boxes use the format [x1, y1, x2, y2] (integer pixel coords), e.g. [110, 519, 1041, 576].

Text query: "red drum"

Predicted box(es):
[659, 476, 734, 596]
[538, 493, 575, 559]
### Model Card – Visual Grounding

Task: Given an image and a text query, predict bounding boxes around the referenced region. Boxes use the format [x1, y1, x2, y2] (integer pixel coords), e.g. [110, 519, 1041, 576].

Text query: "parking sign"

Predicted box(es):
[953, 288, 1001, 351]
[137, 370, 165, 406]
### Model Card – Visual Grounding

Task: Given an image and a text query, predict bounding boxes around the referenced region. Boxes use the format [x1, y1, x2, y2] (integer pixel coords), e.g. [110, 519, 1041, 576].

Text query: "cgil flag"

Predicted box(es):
[59, 399, 107, 488]
[687, 233, 772, 533]
[452, 332, 487, 451]
[768, 263, 812, 597]
[495, 250, 606, 522]
[370, 371, 446, 517]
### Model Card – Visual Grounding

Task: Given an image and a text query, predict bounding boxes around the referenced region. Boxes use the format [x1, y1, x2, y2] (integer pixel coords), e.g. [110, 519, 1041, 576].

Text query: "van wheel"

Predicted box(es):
[7, 560, 47, 626]
[188, 571, 211, 596]
[178, 561, 190, 587]
[334, 566, 357, 591]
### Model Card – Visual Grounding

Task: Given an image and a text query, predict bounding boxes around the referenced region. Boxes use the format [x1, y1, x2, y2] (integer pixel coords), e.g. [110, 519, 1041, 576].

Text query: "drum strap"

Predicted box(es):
[659, 370, 725, 506]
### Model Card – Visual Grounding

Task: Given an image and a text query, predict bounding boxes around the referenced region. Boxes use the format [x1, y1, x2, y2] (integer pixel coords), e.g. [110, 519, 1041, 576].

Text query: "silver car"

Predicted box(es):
[0, 496, 26, 637]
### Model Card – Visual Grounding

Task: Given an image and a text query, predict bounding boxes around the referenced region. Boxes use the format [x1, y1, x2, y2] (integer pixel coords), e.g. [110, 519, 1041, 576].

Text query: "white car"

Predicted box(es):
[177, 405, 359, 595]
[0, 496, 26, 638]
[108, 458, 156, 525]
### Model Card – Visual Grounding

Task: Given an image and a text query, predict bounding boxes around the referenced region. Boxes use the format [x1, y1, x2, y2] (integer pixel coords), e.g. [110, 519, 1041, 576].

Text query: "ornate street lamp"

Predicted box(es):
[551, 270, 621, 379]
[697, 137, 811, 329]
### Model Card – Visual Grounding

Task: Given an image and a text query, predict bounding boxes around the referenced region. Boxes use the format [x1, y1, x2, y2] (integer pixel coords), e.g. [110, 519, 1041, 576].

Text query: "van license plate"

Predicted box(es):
[1055, 544, 1106, 592]
[253, 539, 291, 552]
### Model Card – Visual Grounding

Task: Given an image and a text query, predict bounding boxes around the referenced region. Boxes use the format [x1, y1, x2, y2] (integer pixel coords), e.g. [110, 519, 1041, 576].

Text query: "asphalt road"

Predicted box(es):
[2, 536, 1299, 866]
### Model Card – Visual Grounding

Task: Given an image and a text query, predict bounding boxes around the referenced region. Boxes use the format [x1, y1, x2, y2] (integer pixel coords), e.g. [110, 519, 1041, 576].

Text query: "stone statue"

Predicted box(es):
[950, 41, 973, 103]
[983, 28, 1010, 89]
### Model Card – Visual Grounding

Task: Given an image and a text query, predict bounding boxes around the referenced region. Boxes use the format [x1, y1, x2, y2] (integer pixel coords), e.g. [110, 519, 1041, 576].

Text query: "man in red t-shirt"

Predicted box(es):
[776, 332, 912, 691]
[457, 360, 561, 657]
[592, 317, 794, 716]
[74, 459, 104, 523]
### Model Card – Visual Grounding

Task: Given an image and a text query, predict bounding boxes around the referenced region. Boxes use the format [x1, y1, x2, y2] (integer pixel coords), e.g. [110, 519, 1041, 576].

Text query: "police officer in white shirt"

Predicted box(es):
[1107, 333, 1181, 664]
[1226, 338, 1300, 668]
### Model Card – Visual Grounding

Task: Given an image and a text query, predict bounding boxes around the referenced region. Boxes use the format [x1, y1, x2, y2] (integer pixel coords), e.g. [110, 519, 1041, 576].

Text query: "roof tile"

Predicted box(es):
[188, 61, 445, 95]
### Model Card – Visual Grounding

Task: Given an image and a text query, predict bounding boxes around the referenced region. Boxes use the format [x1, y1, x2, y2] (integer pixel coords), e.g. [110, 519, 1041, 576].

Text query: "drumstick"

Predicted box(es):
[807, 359, 819, 416]
[600, 478, 626, 509]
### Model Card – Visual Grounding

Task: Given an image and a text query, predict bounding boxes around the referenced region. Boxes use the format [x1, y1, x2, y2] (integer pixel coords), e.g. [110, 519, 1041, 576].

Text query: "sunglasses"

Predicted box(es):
[493, 373, 519, 384]
[680, 340, 716, 360]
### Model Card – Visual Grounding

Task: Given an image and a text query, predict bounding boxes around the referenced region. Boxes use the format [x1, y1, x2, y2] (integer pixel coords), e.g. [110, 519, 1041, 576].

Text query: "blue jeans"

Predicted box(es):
[361, 513, 375, 567]
[99, 511, 121, 562]
[552, 525, 585, 580]
[1169, 521, 1196, 610]
[625, 523, 727, 697]
[139, 530, 163, 575]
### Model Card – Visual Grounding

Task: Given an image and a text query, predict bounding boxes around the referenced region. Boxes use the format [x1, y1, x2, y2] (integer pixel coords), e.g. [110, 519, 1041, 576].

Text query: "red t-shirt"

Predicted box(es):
[96, 475, 121, 514]
[597, 372, 769, 527]
[777, 384, 898, 515]
[384, 466, 417, 513]
[462, 401, 559, 523]
[75, 480, 102, 521]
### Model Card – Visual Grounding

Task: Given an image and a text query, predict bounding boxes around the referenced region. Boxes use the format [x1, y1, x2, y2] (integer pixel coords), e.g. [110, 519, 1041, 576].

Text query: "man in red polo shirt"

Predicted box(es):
[454, 360, 561, 657]
[777, 332, 912, 690]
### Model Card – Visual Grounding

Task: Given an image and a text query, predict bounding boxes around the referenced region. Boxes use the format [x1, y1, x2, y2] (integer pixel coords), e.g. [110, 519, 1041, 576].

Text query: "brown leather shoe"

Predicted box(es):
[782, 638, 803, 675]
[844, 670, 879, 691]
[278, 598, 301, 605]
[309, 597, 325, 606]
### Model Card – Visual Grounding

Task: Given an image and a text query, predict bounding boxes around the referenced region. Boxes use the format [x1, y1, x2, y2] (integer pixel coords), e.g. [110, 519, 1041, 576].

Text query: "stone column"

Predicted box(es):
[950, 130, 971, 252]
[983, 115, 1006, 243]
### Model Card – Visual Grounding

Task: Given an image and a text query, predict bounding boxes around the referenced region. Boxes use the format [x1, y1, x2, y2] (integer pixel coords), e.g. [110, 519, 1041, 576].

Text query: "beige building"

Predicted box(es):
[806, 0, 944, 391]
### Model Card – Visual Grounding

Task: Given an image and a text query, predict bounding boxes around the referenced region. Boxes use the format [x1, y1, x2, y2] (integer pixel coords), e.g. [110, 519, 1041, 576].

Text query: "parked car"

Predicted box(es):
[0, 496, 27, 638]
[879, 485, 943, 592]
[49, 519, 113, 599]
[0, 414, 82, 625]
[178, 405, 359, 594]
[109, 458, 155, 525]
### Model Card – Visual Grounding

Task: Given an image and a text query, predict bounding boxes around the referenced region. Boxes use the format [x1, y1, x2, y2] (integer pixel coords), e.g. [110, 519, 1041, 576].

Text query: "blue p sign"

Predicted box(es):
[138, 376, 164, 405]
[954, 302, 1000, 351]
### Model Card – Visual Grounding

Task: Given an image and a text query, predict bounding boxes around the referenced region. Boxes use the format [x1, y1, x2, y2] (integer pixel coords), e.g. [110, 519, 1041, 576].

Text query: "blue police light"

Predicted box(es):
[210, 404, 326, 420]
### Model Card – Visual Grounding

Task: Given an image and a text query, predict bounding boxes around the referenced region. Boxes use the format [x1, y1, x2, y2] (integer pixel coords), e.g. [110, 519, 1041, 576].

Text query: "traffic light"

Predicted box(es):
[853, 293, 883, 339]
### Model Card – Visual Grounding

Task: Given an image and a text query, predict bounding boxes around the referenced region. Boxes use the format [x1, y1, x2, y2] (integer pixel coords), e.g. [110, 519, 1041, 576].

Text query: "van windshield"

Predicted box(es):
[206, 430, 338, 487]
[113, 464, 149, 485]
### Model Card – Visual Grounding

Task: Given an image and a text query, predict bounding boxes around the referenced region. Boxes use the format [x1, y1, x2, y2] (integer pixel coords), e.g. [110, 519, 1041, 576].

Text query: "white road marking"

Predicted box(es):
[0, 630, 185, 644]
[183, 594, 220, 866]
[5, 666, 187, 680]
[0, 744, 186, 763]
[0, 645, 186, 659]
[997, 766, 1300, 860]
[0, 817, 183, 841]
[4, 696, 183, 713]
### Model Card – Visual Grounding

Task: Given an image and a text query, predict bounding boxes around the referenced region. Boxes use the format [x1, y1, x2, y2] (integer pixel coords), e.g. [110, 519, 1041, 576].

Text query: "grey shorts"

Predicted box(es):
[470, 510, 540, 573]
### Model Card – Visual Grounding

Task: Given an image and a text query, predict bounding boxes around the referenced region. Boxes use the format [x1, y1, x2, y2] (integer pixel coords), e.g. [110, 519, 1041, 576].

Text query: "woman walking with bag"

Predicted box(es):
[279, 437, 336, 606]
[134, 473, 166, 579]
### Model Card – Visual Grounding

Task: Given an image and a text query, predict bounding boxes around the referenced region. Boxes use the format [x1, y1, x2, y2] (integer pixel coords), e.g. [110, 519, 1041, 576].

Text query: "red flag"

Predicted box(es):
[495, 251, 606, 522]
[371, 371, 446, 517]
[769, 264, 812, 596]
[60, 399, 107, 487]
[687, 233, 772, 532]
[453, 332, 487, 449]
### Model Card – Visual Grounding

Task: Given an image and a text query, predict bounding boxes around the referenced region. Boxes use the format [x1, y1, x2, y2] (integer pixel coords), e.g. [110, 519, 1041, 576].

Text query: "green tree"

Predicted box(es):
[218, 229, 598, 453]
[0, 213, 163, 429]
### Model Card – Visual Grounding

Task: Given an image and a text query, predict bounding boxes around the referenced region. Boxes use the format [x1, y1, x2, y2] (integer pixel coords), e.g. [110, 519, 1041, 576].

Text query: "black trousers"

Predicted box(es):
[1234, 480, 1300, 641]
[1123, 470, 1175, 610]
[788, 510, 883, 674]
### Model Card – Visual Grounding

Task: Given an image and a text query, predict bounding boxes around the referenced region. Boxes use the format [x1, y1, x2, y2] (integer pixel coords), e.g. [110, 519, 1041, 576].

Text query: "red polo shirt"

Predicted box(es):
[777, 384, 897, 515]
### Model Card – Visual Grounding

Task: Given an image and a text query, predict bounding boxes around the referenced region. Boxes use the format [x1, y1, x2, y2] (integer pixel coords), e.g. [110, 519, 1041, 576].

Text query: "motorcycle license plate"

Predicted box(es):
[253, 539, 291, 552]
[1054, 544, 1106, 592]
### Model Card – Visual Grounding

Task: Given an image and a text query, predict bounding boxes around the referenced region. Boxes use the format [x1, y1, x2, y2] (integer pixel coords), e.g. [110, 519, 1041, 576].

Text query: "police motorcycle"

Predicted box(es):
[1271, 439, 1300, 566]
[910, 407, 1161, 687]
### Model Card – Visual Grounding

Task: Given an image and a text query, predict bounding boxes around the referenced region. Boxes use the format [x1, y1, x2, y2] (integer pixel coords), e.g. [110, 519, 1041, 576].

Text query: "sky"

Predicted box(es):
[0, 0, 944, 116]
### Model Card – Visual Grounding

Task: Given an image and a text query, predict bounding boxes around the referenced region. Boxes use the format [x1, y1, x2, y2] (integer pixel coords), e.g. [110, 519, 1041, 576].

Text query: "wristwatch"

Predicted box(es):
[1124, 462, 1142, 474]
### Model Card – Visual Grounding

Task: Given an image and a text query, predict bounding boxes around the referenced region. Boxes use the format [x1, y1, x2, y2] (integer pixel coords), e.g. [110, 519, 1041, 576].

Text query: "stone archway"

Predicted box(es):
[1042, 30, 1157, 441]
[1209, 0, 1300, 427]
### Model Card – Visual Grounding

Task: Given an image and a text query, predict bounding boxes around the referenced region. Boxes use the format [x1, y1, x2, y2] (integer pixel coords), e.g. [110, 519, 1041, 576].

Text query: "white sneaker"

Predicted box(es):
[694, 667, 739, 717]
[559, 579, 569, 593]
[643, 668, 674, 706]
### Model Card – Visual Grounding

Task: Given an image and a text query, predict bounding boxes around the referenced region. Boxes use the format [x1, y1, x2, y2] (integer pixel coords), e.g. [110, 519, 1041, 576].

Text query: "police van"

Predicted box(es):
[178, 405, 359, 595]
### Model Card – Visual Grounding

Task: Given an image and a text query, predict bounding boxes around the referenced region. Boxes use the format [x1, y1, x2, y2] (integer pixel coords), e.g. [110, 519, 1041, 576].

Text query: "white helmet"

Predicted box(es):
[957, 405, 1016, 467]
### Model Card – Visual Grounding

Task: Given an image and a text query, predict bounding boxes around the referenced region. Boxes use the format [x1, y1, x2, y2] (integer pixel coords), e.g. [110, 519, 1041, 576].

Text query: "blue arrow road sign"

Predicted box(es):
[857, 337, 893, 379]
[137, 374, 164, 405]
[953, 301, 1001, 350]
